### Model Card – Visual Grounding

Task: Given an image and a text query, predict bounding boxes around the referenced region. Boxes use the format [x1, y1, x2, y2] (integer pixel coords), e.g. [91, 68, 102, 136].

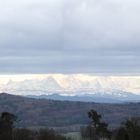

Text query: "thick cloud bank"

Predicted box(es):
[0, 0, 140, 74]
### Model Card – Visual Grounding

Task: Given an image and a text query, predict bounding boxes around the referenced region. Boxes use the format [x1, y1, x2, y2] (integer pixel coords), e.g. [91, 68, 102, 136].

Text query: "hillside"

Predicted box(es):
[0, 93, 140, 130]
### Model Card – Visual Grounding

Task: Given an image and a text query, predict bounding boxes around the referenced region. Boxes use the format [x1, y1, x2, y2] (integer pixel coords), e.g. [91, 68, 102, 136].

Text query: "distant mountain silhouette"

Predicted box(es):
[27, 92, 140, 103]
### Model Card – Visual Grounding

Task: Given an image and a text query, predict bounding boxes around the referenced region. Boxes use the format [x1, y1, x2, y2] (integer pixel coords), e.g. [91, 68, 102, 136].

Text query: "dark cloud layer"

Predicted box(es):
[0, 0, 140, 74]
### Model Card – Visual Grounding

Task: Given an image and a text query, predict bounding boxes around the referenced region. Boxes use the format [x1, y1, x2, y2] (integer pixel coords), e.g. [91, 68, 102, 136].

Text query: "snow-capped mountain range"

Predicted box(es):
[0, 74, 140, 102]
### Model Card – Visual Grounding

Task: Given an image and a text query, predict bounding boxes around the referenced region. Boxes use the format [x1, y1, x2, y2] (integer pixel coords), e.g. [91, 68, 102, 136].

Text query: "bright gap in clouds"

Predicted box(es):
[1, 74, 140, 83]
[0, 73, 139, 79]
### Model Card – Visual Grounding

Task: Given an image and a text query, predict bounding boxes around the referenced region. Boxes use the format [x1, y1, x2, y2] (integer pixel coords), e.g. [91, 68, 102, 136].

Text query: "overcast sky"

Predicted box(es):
[0, 0, 140, 74]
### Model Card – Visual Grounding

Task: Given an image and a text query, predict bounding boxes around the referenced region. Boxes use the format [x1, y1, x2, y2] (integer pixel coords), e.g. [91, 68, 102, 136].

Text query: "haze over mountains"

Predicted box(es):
[0, 74, 140, 102]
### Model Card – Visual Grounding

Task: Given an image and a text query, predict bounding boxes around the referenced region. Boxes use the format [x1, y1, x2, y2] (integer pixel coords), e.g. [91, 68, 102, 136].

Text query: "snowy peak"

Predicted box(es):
[0, 74, 140, 98]
[41, 76, 62, 90]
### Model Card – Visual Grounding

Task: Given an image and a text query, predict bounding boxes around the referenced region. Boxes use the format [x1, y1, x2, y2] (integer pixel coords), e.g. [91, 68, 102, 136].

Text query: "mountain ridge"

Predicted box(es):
[0, 75, 140, 100]
[26, 92, 140, 103]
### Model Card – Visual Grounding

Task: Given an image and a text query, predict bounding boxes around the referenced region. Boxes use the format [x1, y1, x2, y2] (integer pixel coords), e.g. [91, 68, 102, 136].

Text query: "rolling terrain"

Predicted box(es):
[0, 93, 140, 131]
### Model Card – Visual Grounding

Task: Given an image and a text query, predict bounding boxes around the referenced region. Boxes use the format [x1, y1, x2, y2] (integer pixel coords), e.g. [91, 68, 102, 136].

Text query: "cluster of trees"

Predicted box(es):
[81, 110, 111, 140]
[0, 112, 72, 140]
[114, 118, 140, 140]
[81, 110, 140, 140]
[0, 111, 140, 140]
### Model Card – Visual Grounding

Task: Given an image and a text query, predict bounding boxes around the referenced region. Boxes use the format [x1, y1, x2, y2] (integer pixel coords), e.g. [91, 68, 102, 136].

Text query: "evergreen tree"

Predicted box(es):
[115, 118, 140, 140]
[81, 109, 111, 140]
[0, 112, 17, 140]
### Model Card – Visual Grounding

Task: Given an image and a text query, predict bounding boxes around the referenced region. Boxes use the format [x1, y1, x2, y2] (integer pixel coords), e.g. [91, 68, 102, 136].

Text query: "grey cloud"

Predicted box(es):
[0, 0, 139, 74]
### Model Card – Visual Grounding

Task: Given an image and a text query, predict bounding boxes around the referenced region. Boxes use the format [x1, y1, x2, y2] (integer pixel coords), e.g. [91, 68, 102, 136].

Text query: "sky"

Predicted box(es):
[0, 0, 140, 74]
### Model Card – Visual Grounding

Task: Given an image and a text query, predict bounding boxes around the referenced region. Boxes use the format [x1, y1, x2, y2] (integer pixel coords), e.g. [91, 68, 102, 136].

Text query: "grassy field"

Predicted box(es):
[64, 132, 81, 140]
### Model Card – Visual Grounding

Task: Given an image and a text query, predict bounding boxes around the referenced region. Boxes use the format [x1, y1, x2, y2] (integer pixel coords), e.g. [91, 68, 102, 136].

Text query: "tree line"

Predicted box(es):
[0, 112, 72, 140]
[0, 111, 140, 140]
[81, 110, 140, 140]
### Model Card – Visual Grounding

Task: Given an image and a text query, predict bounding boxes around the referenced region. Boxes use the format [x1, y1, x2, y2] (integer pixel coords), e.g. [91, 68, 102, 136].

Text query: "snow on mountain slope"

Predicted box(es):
[0, 74, 140, 97]
[0, 76, 63, 95]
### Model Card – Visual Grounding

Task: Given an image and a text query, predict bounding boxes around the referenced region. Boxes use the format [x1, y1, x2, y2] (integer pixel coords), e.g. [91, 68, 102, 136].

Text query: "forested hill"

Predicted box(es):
[0, 93, 140, 129]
